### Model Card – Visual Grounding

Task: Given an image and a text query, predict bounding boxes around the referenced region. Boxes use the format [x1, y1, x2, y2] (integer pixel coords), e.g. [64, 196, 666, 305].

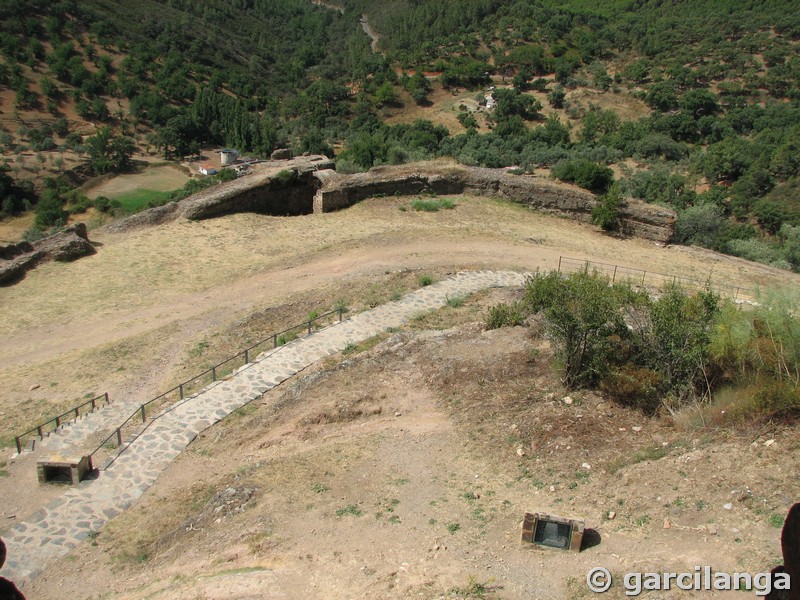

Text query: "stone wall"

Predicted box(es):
[105, 157, 674, 244]
[314, 164, 676, 243]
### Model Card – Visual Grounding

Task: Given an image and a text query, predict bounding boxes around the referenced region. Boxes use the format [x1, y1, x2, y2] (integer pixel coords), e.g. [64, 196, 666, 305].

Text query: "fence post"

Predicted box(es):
[338, 307, 343, 322]
[612, 265, 617, 284]
[55, 416, 60, 428]
[735, 287, 739, 300]
[15, 436, 21, 454]
[75, 407, 80, 419]
[92, 397, 97, 411]
[558, 256, 562, 273]
[116, 428, 122, 447]
[104, 392, 109, 405]
[245, 349, 249, 363]
[140, 405, 146, 423]
[212, 367, 217, 381]
[308, 320, 312, 335]
[37, 425, 42, 438]
[179, 383, 184, 400]
[273, 333, 278, 348]
[641, 270, 646, 286]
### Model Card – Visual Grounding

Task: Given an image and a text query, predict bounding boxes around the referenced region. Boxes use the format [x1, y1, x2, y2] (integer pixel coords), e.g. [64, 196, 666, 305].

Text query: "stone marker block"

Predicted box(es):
[521, 512, 584, 552]
[37, 455, 92, 485]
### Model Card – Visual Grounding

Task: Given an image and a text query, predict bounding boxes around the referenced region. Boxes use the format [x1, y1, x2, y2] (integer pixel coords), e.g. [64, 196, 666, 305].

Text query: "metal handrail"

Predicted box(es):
[89, 306, 344, 463]
[14, 392, 110, 454]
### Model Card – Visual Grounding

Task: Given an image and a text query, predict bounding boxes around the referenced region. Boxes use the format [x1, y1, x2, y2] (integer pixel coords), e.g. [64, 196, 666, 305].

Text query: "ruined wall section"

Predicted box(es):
[314, 164, 675, 243]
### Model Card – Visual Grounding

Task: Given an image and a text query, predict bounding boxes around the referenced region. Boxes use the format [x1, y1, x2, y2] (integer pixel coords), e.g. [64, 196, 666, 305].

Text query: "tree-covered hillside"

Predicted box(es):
[334, 0, 800, 270]
[2, 0, 800, 272]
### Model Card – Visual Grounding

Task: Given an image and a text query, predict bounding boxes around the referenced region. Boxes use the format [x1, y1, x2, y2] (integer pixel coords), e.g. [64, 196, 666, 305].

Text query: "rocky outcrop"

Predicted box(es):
[105, 155, 335, 232]
[104, 202, 180, 233]
[313, 163, 676, 243]
[102, 157, 674, 243]
[0, 223, 95, 285]
[179, 155, 334, 220]
[0, 241, 34, 260]
[36, 223, 96, 261]
[270, 148, 293, 160]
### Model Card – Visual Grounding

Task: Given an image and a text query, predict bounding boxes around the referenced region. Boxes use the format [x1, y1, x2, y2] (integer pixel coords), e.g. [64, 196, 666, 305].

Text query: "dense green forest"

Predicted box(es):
[1, 0, 800, 271]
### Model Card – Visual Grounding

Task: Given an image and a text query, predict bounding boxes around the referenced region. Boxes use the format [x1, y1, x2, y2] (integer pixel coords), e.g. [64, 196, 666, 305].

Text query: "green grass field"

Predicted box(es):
[113, 189, 175, 214]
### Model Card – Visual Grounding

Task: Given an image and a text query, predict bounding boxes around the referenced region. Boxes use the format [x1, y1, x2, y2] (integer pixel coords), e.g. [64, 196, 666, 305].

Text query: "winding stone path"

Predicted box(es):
[0, 270, 527, 582]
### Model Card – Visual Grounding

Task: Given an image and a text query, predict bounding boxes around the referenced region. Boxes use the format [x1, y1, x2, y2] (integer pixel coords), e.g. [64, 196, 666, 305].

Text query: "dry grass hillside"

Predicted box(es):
[1, 193, 798, 598]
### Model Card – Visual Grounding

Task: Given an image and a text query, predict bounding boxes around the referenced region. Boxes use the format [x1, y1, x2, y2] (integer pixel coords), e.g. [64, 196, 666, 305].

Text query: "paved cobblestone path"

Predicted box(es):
[1, 270, 528, 582]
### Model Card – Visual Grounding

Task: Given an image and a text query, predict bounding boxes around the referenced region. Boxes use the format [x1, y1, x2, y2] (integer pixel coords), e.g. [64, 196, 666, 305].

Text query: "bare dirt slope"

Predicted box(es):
[0, 195, 789, 439]
[1, 194, 798, 598]
[25, 294, 796, 599]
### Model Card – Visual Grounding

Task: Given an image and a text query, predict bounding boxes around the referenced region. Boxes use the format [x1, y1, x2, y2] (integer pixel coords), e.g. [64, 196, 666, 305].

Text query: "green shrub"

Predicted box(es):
[726, 238, 791, 270]
[525, 269, 628, 387]
[600, 364, 661, 414]
[591, 183, 622, 232]
[34, 189, 67, 228]
[410, 197, 455, 212]
[93, 195, 112, 213]
[446, 295, 465, 308]
[485, 301, 527, 329]
[552, 159, 614, 194]
[751, 379, 800, 420]
[675, 204, 726, 248]
[418, 274, 434, 286]
[22, 226, 46, 242]
[411, 198, 441, 212]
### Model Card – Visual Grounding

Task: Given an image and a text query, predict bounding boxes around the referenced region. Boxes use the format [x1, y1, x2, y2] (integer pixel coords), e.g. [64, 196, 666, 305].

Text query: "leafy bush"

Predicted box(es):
[525, 270, 628, 387]
[34, 189, 67, 228]
[600, 365, 661, 414]
[485, 302, 527, 330]
[726, 238, 791, 270]
[675, 204, 726, 248]
[551, 159, 614, 194]
[526, 270, 720, 409]
[591, 184, 622, 232]
[623, 170, 696, 210]
[411, 197, 455, 212]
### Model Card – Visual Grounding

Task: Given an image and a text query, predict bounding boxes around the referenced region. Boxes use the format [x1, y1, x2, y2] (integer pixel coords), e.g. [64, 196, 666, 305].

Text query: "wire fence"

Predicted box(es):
[14, 393, 110, 454]
[557, 256, 756, 301]
[88, 306, 345, 469]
